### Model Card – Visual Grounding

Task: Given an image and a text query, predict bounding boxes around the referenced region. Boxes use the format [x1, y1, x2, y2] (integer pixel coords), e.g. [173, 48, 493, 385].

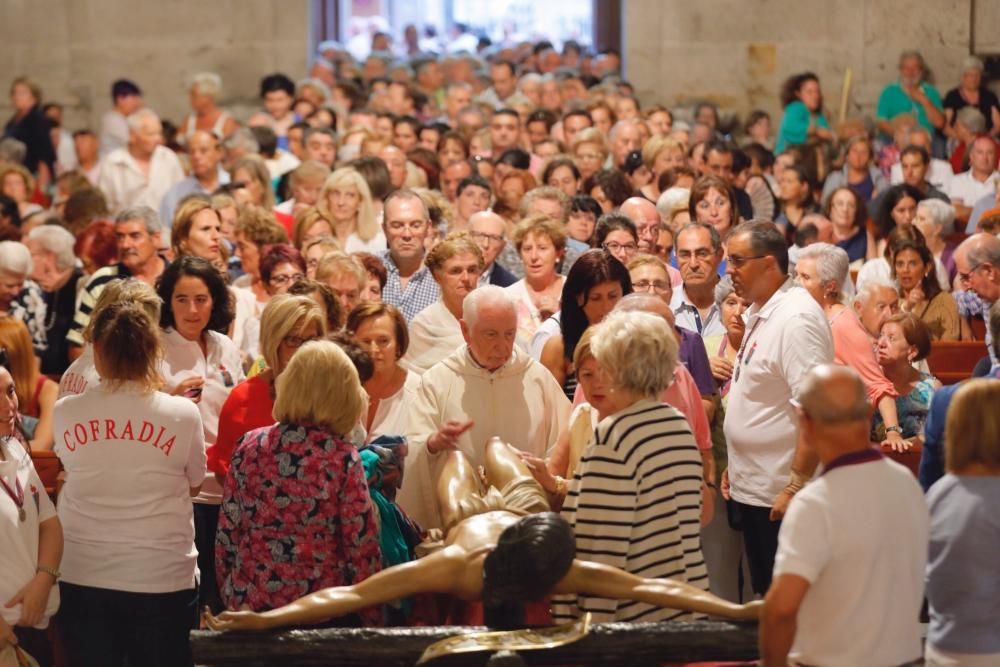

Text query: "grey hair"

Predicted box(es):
[297, 78, 331, 101]
[966, 234, 1000, 269]
[656, 187, 690, 222]
[798, 364, 870, 423]
[115, 205, 162, 235]
[222, 127, 259, 154]
[0, 241, 32, 277]
[0, 137, 27, 164]
[898, 50, 926, 72]
[677, 221, 722, 253]
[961, 56, 984, 73]
[714, 275, 735, 308]
[854, 277, 898, 304]
[609, 119, 638, 143]
[462, 284, 516, 328]
[519, 186, 569, 221]
[797, 242, 849, 291]
[916, 199, 955, 230]
[956, 107, 986, 134]
[518, 73, 543, 90]
[446, 81, 472, 95]
[27, 225, 77, 271]
[590, 310, 678, 398]
[190, 72, 222, 99]
[126, 108, 160, 133]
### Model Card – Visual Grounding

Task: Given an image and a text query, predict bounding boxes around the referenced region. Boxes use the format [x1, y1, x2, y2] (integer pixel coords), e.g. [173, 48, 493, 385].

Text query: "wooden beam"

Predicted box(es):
[192, 620, 759, 666]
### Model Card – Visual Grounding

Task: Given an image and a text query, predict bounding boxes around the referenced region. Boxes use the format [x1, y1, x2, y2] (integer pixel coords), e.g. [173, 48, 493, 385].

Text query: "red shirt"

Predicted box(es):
[211, 375, 274, 476]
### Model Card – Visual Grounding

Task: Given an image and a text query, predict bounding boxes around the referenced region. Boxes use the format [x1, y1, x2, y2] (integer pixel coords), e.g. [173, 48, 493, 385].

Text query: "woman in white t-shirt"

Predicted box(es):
[0, 359, 62, 667]
[54, 299, 205, 667]
[156, 257, 244, 615]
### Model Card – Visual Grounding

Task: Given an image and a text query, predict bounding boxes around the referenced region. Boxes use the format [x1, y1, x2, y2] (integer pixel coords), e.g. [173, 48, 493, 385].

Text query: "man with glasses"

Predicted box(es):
[722, 221, 833, 598]
[379, 189, 439, 321]
[954, 233, 1000, 366]
[672, 222, 725, 337]
[469, 210, 516, 288]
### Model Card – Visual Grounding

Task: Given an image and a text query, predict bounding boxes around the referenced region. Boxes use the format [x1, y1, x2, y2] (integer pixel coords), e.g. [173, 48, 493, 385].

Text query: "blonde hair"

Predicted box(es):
[171, 196, 221, 258]
[511, 214, 567, 252]
[424, 231, 484, 276]
[234, 205, 288, 246]
[83, 279, 161, 344]
[627, 253, 669, 275]
[273, 340, 366, 435]
[302, 235, 342, 258]
[90, 302, 162, 392]
[641, 135, 682, 169]
[259, 294, 327, 372]
[572, 326, 596, 370]
[231, 155, 275, 208]
[317, 167, 378, 242]
[292, 207, 333, 250]
[571, 127, 609, 157]
[315, 251, 367, 290]
[0, 163, 35, 202]
[945, 379, 1000, 472]
[590, 310, 678, 397]
[289, 160, 332, 189]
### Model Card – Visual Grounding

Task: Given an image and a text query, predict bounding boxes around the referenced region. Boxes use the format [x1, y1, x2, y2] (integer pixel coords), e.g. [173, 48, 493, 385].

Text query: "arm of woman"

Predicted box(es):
[555, 560, 760, 621]
[539, 336, 567, 388]
[778, 102, 811, 148]
[205, 548, 466, 631]
[29, 379, 58, 451]
[6, 516, 62, 627]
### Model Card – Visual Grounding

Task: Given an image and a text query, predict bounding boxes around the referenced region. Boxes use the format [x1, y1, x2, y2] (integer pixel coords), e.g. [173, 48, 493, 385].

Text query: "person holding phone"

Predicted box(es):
[157, 257, 244, 615]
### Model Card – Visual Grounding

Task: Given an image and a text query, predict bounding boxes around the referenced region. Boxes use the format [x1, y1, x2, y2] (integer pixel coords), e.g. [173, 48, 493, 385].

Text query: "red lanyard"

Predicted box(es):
[0, 473, 25, 522]
[733, 316, 763, 384]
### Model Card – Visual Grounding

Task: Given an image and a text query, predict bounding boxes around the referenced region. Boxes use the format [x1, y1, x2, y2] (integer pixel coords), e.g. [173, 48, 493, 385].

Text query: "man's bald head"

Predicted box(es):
[615, 292, 674, 327]
[798, 364, 869, 424]
[620, 197, 660, 252]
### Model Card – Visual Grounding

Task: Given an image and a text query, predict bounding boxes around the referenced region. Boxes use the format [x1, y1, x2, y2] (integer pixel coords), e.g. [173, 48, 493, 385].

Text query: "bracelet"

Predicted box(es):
[36, 565, 60, 580]
[553, 476, 568, 497]
[788, 469, 810, 489]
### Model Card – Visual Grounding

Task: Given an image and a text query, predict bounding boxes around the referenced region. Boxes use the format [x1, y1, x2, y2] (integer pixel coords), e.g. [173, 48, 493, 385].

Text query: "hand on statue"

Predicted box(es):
[881, 430, 913, 452]
[519, 452, 558, 493]
[427, 420, 474, 454]
[203, 607, 269, 632]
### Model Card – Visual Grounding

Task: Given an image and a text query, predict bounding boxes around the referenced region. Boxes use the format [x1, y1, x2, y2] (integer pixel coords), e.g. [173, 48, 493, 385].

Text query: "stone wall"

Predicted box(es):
[623, 0, 985, 130]
[0, 0, 310, 131]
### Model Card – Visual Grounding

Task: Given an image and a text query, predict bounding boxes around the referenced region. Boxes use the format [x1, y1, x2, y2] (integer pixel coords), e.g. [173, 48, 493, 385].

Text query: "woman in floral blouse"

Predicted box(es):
[215, 340, 382, 623]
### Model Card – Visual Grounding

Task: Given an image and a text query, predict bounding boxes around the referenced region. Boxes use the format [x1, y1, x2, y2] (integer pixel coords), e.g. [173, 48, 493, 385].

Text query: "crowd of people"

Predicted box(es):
[1, 30, 999, 667]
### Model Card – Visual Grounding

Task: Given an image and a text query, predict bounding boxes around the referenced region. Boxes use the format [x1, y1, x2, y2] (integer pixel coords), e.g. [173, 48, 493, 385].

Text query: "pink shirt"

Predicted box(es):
[830, 308, 897, 406]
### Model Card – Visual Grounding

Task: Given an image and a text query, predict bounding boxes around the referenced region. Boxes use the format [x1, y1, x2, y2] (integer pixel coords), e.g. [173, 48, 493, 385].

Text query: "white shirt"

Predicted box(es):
[58, 344, 99, 399]
[0, 437, 59, 628]
[99, 110, 129, 158]
[890, 158, 954, 192]
[160, 328, 244, 505]
[97, 144, 185, 214]
[723, 279, 833, 506]
[529, 313, 562, 361]
[265, 149, 300, 180]
[367, 371, 421, 441]
[344, 230, 387, 254]
[54, 384, 206, 593]
[947, 170, 1000, 206]
[401, 301, 465, 375]
[774, 456, 928, 666]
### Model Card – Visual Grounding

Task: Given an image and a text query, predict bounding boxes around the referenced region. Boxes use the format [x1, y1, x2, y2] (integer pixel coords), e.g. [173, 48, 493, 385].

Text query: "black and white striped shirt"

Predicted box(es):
[554, 399, 708, 623]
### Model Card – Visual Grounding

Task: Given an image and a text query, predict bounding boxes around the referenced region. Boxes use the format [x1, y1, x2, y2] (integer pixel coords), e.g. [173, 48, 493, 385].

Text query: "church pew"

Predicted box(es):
[926, 340, 988, 385]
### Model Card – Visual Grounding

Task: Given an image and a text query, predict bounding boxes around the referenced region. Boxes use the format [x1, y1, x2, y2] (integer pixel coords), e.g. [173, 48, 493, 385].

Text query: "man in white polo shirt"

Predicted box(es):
[760, 365, 927, 666]
[948, 135, 999, 224]
[722, 221, 833, 596]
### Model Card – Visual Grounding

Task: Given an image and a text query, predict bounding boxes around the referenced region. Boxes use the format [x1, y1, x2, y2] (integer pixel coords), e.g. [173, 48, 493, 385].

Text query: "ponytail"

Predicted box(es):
[91, 302, 162, 392]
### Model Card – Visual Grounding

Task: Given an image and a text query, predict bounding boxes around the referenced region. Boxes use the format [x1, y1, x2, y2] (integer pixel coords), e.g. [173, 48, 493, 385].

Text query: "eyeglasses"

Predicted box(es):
[282, 334, 321, 348]
[270, 273, 305, 287]
[470, 231, 504, 245]
[728, 254, 767, 267]
[957, 262, 984, 284]
[632, 280, 671, 293]
[603, 241, 638, 255]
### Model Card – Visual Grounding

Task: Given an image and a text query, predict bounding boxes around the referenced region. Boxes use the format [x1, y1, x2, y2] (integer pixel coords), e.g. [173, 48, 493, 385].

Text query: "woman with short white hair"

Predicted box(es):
[913, 198, 959, 283]
[554, 309, 708, 624]
[181, 72, 239, 144]
[25, 225, 84, 375]
[0, 240, 46, 355]
[794, 242, 909, 451]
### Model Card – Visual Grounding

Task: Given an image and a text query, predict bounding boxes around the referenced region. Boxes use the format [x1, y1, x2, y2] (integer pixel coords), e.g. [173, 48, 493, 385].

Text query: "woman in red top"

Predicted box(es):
[212, 294, 326, 480]
[0, 317, 56, 451]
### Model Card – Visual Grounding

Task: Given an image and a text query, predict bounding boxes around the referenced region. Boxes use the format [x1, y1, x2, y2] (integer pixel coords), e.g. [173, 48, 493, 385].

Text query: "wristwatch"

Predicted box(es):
[37, 565, 60, 580]
[885, 425, 903, 434]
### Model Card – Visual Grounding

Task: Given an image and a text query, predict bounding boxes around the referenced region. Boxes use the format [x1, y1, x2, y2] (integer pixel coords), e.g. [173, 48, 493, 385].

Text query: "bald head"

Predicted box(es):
[615, 292, 675, 328]
[468, 210, 507, 267]
[955, 233, 1000, 302]
[621, 197, 660, 253]
[798, 365, 869, 424]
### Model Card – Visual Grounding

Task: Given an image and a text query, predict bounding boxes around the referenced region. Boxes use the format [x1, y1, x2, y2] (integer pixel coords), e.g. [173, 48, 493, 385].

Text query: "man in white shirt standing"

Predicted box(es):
[948, 135, 999, 224]
[760, 364, 927, 667]
[98, 109, 184, 215]
[722, 221, 833, 597]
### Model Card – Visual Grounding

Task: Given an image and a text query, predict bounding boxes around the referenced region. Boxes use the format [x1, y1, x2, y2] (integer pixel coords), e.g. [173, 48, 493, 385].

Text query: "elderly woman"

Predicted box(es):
[942, 55, 1000, 140]
[572, 127, 610, 183]
[552, 310, 708, 623]
[4, 77, 54, 188]
[873, 313, 940, 449]
[353, 251, 387, 303]
[216, 340, 382, 620]
[24, 225, 82, 376]
[793, 243, 910, 452]
[0, 355, 62, 667]
[157, 257, 243, 614]
[214, 295, 326, 483]
[925, 379, 1000, 666]
[232, 205, 289, 301]
[892, 239, 960, 340]
[181, 72, 239, 144]
[346, 303, 420, 440]
[702, 276, 748, 398]
[291, 207, 335, 251]
[230, 155, 275, 210]
[639, 135, 685, 203]
[689, 175, 740, 243]
[0, 163, 43, 220]
[822, 186, 869, 264]
[914, 198, 959, 284]
[540, 250, 632, 397]
[315, 251, 367, 315]
[54, 300, 206, 667]
[0, 318, 56, 451]
[505, 215, 567, 351]
[316, 167, 386, 254]
[403, 234, 483, 374]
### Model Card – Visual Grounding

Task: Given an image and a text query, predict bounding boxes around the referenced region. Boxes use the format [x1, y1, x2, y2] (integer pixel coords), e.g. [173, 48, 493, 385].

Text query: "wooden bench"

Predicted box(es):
[927, 340, 988, 385]
[30, 450, 62, 501]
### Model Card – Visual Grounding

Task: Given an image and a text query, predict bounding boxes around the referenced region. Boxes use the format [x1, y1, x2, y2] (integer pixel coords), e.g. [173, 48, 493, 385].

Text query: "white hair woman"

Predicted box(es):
[316, 167, 386, 254]
[0, 241, 46, 356]
[552, 309, 708, 623]
[24, 225, 83, 376]
[182, 72, 239, 144]
[216, 340, 382, 618]
[913, 198, 959, 283]
[794, 242, 910, 452]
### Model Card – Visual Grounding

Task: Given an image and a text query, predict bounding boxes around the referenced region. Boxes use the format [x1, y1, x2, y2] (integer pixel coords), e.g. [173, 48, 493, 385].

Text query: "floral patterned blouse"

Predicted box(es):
[216, 422, 382, 622]
[870, 372, 938, 442]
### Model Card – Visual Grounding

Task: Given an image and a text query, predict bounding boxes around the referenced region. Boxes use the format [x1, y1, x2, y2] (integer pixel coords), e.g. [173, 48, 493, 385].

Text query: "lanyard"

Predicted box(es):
[733, 315, 763, 384]
[0, 474, 25, 522]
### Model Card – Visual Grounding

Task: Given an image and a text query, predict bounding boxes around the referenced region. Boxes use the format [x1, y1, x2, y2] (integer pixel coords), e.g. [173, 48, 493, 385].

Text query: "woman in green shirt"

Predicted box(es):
[776, 72, 833, 154]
